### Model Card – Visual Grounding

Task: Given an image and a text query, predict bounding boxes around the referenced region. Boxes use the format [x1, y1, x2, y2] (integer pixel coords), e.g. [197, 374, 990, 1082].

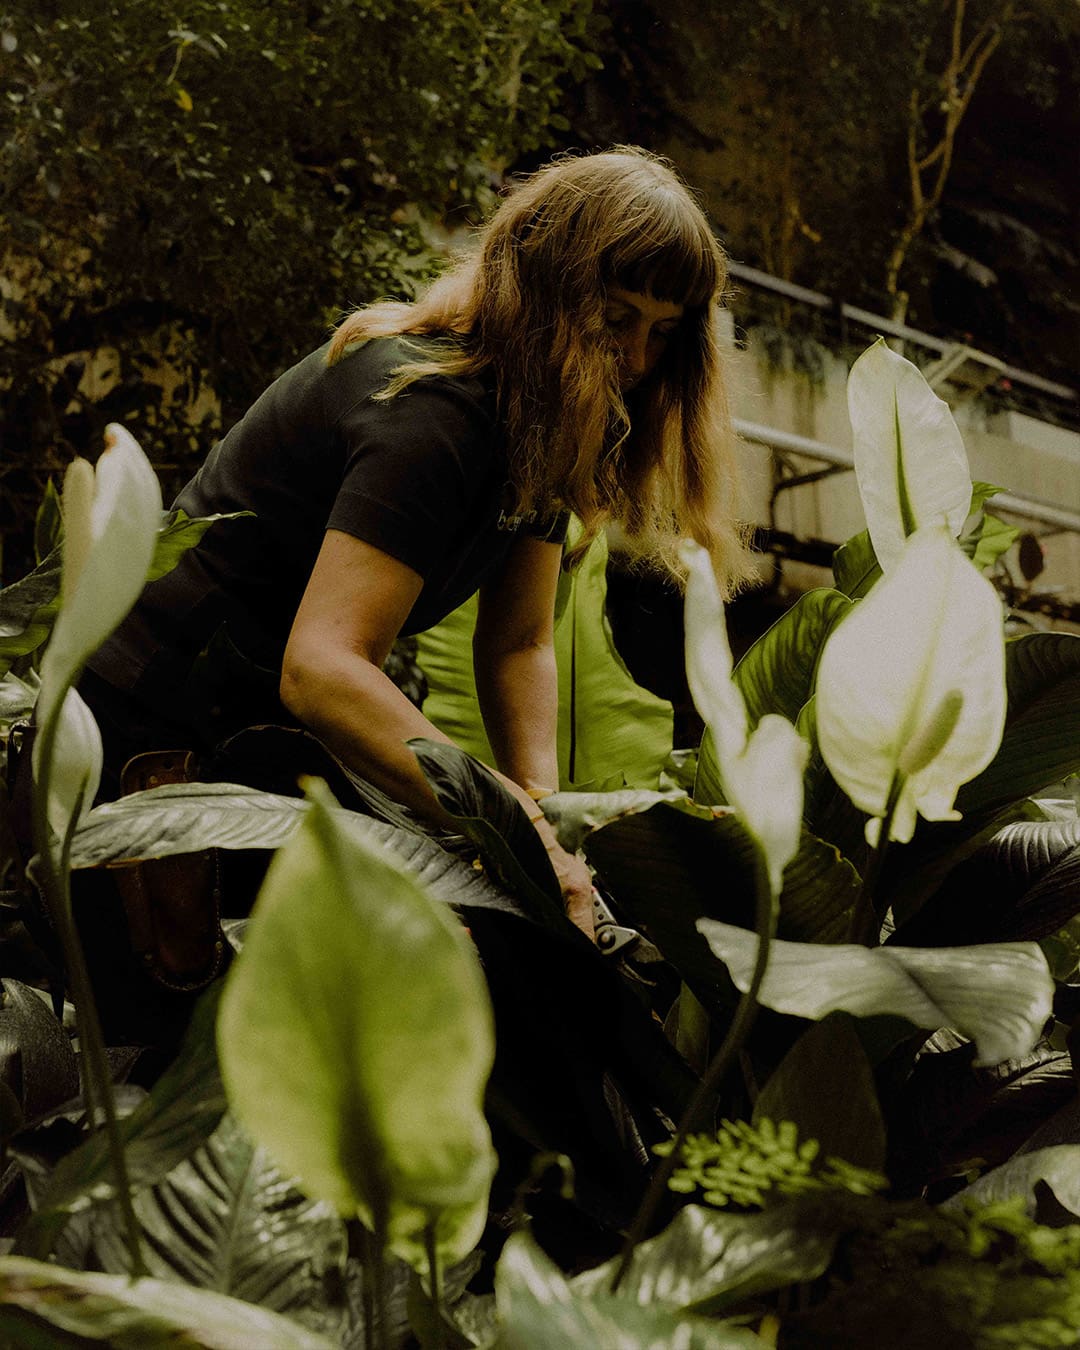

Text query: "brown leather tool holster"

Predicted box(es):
[105, 750, 226, 993]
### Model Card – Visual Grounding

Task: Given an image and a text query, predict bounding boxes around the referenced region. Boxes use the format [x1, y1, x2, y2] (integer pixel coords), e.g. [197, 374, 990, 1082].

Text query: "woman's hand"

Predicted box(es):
[545, 840, 596, 940]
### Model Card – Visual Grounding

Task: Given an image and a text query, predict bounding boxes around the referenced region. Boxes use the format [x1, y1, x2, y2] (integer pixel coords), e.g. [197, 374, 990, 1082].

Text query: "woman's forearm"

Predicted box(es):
[473, 640, 561, 794]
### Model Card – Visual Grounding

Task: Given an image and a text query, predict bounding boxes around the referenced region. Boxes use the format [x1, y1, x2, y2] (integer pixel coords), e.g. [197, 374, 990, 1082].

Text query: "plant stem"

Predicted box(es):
[610, 850, 776, 1292]
[31, 713, 146, 1276]
[370, 1213, 391, 1350]
[846, 776, 903, 946]
[425, 1221, 445, 1350]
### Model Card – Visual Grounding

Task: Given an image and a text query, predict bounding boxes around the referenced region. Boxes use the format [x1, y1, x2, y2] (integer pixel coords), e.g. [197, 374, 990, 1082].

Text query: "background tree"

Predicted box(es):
[0, 0, 603, 580]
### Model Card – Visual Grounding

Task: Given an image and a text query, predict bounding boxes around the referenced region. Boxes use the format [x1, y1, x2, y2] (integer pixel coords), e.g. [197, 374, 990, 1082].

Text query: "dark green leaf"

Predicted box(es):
[948, 1144, 1080, 1217]
[0, 1255, 338, 1347]
[17, 982, 227, 1259]
[890, 818, 1080, 947]
[0, 551, 62, 675]
[87, 1113, 348, 1342]
[409, 739, 565, 926]
[497, 1229, 764, 1347]
[572, 1201, 841, 1316]
[33, 481, 62, 567]
[832, 529, 880, 599]
[69, 782, 526, 918]
[585, 805, 858, 1022]
[957, 633, 1080, 817]
[753, 1014, 886, 1171]
[145, 509, 252, 583]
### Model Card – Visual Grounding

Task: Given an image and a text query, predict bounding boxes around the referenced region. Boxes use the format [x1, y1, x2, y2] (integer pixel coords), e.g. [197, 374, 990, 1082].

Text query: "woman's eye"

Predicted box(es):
[605, 311, 632, 331]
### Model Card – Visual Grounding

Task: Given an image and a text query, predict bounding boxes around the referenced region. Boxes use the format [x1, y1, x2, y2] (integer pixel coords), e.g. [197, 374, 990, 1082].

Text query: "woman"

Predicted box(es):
[81, 146, 752, 938]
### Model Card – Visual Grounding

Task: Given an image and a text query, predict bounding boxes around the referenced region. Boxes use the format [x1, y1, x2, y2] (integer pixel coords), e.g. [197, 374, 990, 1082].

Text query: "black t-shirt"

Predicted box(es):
[88, 335, 563, 732]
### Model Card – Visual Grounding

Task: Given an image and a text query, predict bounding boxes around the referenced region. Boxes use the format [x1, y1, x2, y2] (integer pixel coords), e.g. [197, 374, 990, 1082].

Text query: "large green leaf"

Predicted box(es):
[752, 1015, 886, 1172]
[831, 529, 880, 599]
[734, 589, 852, 734]
[68, 782, 525, 918]
[584, 805, 858, 1020]
[0, 1255, 338, 1348]
[409, 739, 565, 926]
[145, 509, 251, 584]
[86, 1112, 348, 1342]
[947, 1144, 1080, 1218]
[494, 1230, 765, 1348]
[217, 781, 496, 1270]
[532, 786, 687, 854]
[0, 549, 62, 675]
[416, 529, 673, 791]
[957, 633, 1080, 817]
[17, 982, 228, 1260]
[697, 922, 1054, 1067]
[572, 1201, 840, 1316]
[890, 819, 1080, 947]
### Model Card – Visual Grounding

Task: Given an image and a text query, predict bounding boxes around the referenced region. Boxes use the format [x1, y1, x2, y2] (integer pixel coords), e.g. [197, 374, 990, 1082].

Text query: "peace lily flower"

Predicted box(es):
[33, 424, 162, 833]
[682, 540, 808, 896]
[816, 525, 1006, 846]
[849, 338, 972, 573]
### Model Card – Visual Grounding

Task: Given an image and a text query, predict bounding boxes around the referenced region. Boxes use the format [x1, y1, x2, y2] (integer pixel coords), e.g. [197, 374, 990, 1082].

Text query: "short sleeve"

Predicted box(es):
[325, 375, 499, 578]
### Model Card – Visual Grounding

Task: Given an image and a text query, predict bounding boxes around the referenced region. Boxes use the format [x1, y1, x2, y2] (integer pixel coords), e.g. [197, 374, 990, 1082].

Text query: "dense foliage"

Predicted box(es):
[0, 0, 603, 579]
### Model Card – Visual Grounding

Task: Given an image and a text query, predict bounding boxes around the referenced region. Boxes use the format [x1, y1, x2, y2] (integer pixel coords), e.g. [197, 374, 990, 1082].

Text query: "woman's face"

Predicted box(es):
[603, 287, 685, 391]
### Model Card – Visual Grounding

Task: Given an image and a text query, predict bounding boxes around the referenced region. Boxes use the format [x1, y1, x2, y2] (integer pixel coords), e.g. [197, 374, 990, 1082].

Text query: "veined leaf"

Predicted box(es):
[0, 1255, 338, 1348]
[697, 922, 1054, 1066]
[947, 1144, 1080, 1218]
[832, 529, 880, 600]
[537, 786, 687, 854]
[957, 632, 1080, 817]
[495, 1230, 766, 1348]
[572, 1201, 841, 1316]
[217, 781, 496, 1270]
[17, 982, 227, 1260]
[146, 508, 251, 583]
[67, 781, 526, 918]
[0, 549, 62, 675]
[733, 589, 853, 734]
[753, 1015, 886, 1172]
[87, 1112, 348, 1343]
[584, 803, 858, 1021]
[409, 738, 565, 925]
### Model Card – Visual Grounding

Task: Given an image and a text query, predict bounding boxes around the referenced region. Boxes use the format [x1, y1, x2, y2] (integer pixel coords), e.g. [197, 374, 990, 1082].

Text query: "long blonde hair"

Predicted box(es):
[328, 146, 754, 590]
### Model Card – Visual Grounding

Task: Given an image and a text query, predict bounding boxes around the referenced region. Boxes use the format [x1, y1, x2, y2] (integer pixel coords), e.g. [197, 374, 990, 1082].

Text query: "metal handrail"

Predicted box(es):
[734, 418, 1080, 535]
[727, 261, 1077, 405]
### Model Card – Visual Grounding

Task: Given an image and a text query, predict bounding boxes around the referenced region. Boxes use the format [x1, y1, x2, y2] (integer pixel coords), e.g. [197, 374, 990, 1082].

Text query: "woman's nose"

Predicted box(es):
[617, 328, 649, 385]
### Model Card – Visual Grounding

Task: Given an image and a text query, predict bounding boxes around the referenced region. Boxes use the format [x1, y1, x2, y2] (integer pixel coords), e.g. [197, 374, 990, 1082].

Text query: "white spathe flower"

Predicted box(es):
[849, 338, 972, 573]
[33, 425, 161, 833]
[816, 525, 1006, 846]
[36, 424, 162, 732]
[682, 540, 808, 896]
[41, 686, 103, 837]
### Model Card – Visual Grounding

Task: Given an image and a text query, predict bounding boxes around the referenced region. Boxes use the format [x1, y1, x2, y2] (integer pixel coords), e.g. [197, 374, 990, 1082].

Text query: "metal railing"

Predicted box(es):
[726, 261, 1078, 410]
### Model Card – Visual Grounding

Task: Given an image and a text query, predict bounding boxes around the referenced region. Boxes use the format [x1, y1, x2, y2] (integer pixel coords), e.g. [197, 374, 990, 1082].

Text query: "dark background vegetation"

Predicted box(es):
[2, 0, 1078, 583]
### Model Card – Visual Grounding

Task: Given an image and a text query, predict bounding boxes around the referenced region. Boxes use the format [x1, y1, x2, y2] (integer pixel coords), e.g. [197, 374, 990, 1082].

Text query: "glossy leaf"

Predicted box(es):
[532, 786, 686, 854]
[409, 738, 564, 924]
[416, 527, 673, 791]
[573, 1201, 840, 1315]
[816, 527, 1006, 844]
[831, 529, 880, 600]
[585, 804, 858, 1022]
[145, 508, 252, 583]
[0, 549, 62, 676]
[68, 781, 525, 918]
[697, 921, 1054, 1066]
[18, 982, 228, 1260]
[848, 338, 971, 572]
[87, 1112, 348, 1343]
[0, 1255, 338, 1348]
[889, 818, 1080, 947]
[218, 781, 496, 1270]
[947, 1144, 1080, 1218]
[753, 1015, 886, 1172]
[495, 1230, 766, 1348]
[956, 632, 1080, 817]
